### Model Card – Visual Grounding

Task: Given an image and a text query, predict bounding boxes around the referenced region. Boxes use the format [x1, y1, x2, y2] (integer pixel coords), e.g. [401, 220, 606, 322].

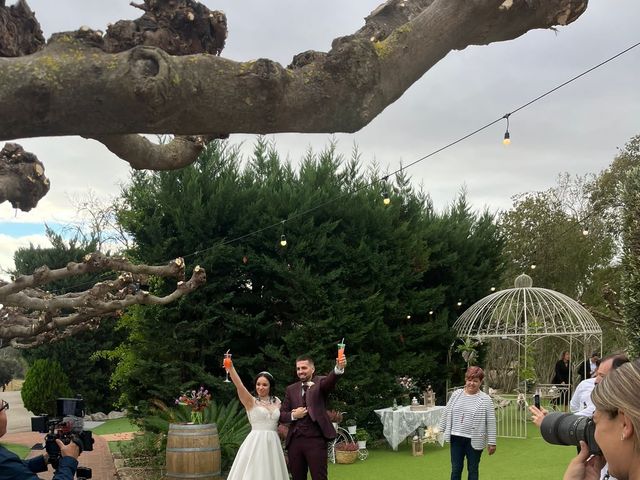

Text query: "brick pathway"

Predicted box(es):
[2, 431, 118, 479]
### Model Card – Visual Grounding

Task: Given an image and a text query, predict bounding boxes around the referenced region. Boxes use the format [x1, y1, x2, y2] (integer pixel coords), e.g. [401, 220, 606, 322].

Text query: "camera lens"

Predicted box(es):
[540, 412, 600, 455]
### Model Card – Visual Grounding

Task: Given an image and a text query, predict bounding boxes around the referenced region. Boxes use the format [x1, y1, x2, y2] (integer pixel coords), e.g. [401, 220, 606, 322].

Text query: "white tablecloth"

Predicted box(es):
[374, 405, 445, 450]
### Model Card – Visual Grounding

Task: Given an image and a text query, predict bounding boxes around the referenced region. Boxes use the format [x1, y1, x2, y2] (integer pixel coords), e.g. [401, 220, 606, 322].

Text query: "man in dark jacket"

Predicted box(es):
[576, 351, 599, 382]
[0, 399, 79, 480]
[280, 354, 347, 480]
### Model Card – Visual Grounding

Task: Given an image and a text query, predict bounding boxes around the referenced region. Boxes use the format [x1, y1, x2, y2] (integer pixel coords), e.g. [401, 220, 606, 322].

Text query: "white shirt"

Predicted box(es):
[570, 378, 596, 414]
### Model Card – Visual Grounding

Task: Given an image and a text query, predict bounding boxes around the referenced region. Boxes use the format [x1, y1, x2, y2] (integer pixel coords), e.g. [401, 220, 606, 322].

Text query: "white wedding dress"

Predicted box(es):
[226, 398, 289, 480]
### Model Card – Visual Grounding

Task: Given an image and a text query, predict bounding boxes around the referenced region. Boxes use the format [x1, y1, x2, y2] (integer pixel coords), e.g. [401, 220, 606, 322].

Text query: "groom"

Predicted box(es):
[280, 354, 347, 480]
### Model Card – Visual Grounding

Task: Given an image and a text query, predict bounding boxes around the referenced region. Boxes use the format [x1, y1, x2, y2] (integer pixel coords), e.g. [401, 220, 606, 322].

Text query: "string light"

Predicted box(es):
[530, 263, 536, 270]
[490, 286, 496, 292]
[502, 114, 511, 145]
[456, 300, 462, 307]
[582, 227, 589, 236]
[406, 314, 411, 320]
[429, 310, 434, 315]
[279, 220, 287, 247]
[44, 41, 635, 297]
[383, 191, 391, 205]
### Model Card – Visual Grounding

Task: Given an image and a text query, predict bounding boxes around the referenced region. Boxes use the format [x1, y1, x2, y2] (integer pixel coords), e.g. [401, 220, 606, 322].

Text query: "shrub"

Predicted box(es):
[21, 359, 72, 416]
[345, 418, 357, 427]
[356, 428, 370, 442]
[119, 431, 165, 468]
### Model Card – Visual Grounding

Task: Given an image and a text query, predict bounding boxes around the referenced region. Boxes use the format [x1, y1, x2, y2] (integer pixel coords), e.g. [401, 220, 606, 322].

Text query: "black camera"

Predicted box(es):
[31, 396, 94, 472]
[540, 412, 600, 455]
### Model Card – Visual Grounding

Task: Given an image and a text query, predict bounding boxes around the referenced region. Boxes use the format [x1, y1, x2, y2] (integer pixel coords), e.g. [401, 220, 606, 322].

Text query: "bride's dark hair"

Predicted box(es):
[254, 371, 276, 400]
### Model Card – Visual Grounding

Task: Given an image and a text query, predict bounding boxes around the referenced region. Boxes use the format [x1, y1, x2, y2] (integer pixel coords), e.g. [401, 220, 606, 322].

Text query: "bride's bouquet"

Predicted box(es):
[176, 386, 211, 424]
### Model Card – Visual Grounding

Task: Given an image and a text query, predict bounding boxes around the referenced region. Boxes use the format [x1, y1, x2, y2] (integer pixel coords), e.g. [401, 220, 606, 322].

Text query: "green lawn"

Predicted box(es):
[0, 442, 31, 459]
[327, 423, 576, 480]
[91, 417, 139, 435]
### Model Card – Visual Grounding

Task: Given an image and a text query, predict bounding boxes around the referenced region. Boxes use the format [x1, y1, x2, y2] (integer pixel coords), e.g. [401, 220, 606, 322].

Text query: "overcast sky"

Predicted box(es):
[1, 0, 639, 278]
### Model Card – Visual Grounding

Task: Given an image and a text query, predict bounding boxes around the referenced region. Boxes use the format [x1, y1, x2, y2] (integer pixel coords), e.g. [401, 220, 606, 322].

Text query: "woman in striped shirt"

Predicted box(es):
[440, 366, 497, 480]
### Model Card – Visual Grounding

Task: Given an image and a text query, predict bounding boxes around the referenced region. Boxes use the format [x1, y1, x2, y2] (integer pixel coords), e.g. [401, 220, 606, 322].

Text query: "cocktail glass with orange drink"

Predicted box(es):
[337, 338, 345, 364]
[223, 351, 232, 383]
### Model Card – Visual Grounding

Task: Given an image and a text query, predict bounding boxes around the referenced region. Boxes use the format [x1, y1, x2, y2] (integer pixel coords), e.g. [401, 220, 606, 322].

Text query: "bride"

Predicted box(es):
[225, 358, 289, 480]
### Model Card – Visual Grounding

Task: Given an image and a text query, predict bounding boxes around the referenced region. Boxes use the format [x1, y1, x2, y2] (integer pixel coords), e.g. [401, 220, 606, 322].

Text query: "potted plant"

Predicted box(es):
[334, 441, 358, 464]
[456, 338, 478, 367]
[355, 428, 370, 449]
[326, 410, 343, 432]
[345, 418, 357, 435]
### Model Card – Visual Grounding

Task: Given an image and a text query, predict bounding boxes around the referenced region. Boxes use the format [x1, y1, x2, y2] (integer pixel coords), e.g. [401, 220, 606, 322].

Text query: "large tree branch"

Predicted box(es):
[88, 134, 218, 170]
[0, 0, 587, 140]
[0, 252, 206, 348]
[0, 0, 587, 209]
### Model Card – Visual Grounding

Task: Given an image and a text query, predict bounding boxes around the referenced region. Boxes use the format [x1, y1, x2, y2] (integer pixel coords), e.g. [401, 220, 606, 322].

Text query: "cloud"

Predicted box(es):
[0, 233, 52, 281]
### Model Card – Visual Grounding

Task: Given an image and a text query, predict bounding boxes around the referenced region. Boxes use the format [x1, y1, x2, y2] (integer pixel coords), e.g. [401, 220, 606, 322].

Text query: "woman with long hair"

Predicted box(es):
[225, 359, 288, 480]
[563, 360, 640, 480]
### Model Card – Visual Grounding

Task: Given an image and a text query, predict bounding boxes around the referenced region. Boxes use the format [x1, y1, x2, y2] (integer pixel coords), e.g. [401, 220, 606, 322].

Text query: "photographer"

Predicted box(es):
[563, 360, 640, 480]
[531, 354, 630, 480]
[0, 399, 80, 480]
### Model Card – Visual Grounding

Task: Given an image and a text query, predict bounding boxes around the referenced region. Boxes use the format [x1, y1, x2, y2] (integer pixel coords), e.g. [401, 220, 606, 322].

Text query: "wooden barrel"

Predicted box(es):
[165, 423, 221, 479]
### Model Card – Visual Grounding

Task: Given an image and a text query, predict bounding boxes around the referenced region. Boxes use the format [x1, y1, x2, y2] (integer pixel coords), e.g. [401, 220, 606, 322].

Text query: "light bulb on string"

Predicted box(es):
[530, 263, 536, 270]
[428, 310, 434, 315]
[456, 300, 462, 307]
[406, 314, 411, 320]
[502, 114, 511, 145]
[490, 286, 496, 292]
[582, 227, 589, 236]
[279, 219, 288, 247]
[381, 175, 391, 205]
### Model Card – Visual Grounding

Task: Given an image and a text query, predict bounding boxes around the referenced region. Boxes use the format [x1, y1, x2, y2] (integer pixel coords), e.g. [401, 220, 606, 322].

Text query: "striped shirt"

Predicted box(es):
[451, 392, 484, 438]
[440, 389, 497, 450]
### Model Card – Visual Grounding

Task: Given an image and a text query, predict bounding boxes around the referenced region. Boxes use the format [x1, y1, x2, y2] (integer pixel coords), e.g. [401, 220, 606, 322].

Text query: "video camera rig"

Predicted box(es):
[31, 396, 94, 478]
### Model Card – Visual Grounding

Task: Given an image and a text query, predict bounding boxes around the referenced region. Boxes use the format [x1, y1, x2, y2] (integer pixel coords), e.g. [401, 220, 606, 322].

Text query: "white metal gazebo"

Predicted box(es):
[450, 273, 602, 438]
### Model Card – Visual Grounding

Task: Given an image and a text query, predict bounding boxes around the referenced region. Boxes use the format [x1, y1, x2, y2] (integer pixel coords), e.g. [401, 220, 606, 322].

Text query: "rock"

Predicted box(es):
[91, 412, 108, 421]
[107, 410, 126, 419]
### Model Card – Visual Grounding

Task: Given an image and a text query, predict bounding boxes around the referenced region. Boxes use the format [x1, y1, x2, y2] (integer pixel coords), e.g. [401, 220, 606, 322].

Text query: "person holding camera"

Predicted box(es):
[0, 399, 80, 480]
[563, 360, 640, 480]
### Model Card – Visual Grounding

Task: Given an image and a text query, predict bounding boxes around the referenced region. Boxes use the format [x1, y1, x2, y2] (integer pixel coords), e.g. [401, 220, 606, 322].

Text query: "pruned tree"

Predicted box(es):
[0, 0, 588, 347]
[0, 253, 206, 348]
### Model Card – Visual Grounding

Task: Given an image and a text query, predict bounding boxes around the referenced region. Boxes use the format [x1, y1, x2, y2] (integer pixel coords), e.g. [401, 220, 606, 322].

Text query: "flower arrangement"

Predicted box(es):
[176, 386, 211, 424]
[326, 410, 344, 423]
[397, 375, 415, 391]
[334, 440, 359, 464]
[422, 426, 440, 444]
[334, 441, 359, 451]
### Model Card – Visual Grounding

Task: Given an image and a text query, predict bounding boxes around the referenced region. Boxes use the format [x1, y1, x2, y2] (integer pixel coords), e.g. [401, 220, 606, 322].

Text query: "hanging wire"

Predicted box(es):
[42, 40, 640, 294]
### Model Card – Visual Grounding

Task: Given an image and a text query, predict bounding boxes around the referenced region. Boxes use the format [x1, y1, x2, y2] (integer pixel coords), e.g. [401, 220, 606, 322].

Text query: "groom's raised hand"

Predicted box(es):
[336, 355, 347, 371]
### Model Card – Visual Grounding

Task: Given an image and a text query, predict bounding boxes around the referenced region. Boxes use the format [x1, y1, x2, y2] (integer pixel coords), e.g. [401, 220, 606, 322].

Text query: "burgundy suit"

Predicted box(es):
[280, 370, 341, 480]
